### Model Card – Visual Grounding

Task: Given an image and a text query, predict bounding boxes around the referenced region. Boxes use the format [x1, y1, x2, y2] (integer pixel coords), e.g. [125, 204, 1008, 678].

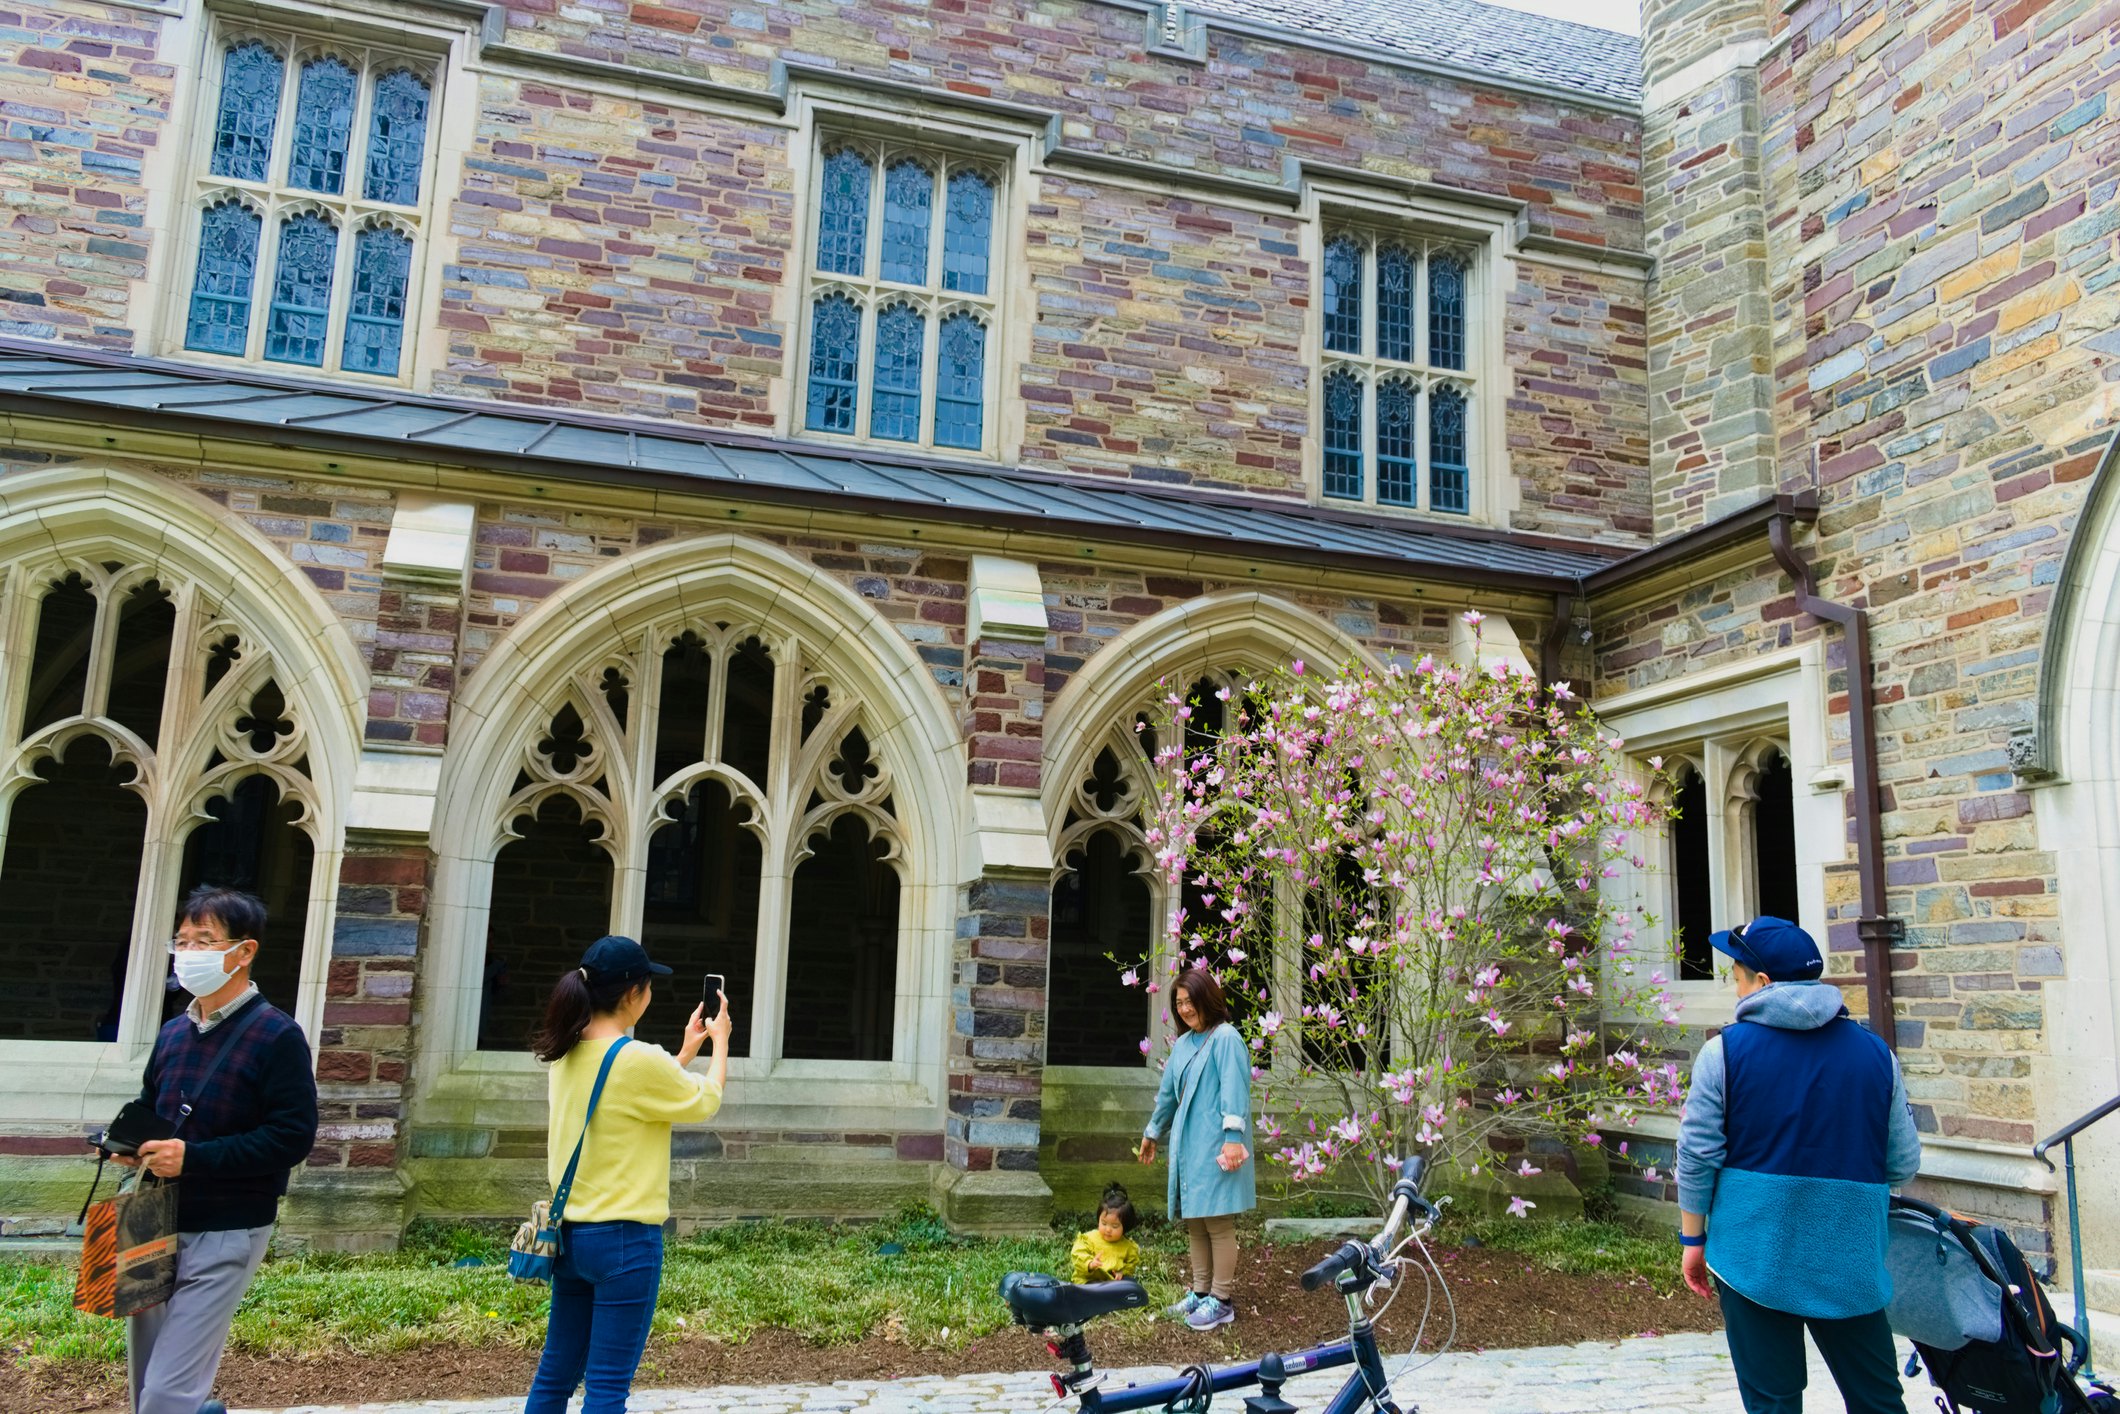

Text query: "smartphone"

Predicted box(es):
[703, 973, 725, 1009]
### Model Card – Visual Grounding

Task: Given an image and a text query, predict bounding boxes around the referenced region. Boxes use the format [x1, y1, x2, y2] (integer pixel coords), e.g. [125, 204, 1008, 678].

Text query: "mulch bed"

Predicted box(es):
[4, 1240, 1723, 1412]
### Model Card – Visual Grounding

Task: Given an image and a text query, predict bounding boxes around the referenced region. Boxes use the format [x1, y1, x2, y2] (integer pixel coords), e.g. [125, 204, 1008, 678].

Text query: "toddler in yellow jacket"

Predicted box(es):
[1070, 1183, 1142, 1284]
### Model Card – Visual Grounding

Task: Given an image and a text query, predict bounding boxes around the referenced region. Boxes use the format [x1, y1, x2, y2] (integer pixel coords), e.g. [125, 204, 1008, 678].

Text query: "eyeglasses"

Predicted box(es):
[166, 936, 252, 954]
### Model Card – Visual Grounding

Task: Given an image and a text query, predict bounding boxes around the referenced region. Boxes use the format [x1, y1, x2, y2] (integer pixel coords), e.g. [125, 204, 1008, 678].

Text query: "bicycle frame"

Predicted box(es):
[1055, 1288, 1406, 1414]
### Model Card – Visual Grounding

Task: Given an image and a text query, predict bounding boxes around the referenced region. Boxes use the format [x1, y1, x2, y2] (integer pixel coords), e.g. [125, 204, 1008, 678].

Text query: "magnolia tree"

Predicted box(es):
[1133, 619, 1686, 1213]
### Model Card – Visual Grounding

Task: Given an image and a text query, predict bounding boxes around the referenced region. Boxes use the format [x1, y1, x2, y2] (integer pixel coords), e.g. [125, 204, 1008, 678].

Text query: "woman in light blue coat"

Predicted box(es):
[1139, 966, 1255, 1331]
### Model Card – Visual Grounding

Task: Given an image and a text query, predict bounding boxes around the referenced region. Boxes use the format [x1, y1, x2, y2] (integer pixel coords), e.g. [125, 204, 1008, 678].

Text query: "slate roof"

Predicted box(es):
[0, 344, 1633, 592]
[1198, 0, 1643, 106]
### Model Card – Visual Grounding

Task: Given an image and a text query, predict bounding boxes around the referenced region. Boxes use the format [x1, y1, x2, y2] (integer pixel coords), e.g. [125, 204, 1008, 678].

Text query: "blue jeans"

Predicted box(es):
[524, 1220, 664, 1414]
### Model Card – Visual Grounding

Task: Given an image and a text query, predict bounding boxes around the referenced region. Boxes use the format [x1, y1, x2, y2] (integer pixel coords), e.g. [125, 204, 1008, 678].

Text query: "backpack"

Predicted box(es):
[1886, 1195, 2114, 1414]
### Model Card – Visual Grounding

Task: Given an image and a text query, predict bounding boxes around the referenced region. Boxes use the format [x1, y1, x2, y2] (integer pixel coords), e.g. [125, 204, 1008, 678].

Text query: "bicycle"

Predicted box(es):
[1000, 1158, 1451, 1414]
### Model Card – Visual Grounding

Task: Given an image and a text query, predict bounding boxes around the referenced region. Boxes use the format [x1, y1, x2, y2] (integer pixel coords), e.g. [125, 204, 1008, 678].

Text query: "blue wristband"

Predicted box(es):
[1679, 1233, 1706, 1248]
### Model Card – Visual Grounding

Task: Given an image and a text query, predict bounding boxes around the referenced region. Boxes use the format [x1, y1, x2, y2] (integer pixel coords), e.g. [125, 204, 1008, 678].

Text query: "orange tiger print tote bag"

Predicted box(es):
[73, 1170, 178, 1319]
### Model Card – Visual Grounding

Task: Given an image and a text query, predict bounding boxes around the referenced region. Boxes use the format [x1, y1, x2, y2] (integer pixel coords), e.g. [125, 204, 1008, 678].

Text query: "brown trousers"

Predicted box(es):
[1185, 1215, 1239, 1300]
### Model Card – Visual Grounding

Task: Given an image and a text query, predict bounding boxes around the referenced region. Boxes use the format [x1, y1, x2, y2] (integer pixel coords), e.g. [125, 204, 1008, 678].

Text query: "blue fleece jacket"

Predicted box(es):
[1676, 981, 1921, 1319]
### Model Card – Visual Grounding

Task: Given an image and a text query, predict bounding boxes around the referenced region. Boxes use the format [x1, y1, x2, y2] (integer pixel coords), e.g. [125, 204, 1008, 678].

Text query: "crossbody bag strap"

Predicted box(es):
[549, 1036, 630, 1224]
[172, 999, 271, 1139]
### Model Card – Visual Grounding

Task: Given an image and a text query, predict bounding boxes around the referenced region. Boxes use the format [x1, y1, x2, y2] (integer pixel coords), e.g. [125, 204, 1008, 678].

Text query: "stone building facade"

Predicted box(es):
[0, 0, 2113, 1293]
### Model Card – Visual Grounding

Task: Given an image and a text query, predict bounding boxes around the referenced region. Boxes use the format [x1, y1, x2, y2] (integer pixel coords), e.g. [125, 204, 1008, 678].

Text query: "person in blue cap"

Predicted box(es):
[1675, 915, 1922, 1414]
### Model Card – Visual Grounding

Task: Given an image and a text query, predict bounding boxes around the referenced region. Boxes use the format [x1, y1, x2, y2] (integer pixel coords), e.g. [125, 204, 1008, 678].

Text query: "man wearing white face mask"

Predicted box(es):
[114, 885, 318, 1414]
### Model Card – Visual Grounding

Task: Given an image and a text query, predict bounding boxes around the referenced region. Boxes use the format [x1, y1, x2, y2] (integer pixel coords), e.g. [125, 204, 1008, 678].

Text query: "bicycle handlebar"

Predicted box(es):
[1299, 1158, 1435, 1291]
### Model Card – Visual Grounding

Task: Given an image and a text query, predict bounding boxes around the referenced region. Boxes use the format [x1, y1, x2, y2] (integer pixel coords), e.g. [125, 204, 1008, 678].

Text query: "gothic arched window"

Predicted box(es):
[474, 624, 908, 1064]
[0, 561, 330, 1043]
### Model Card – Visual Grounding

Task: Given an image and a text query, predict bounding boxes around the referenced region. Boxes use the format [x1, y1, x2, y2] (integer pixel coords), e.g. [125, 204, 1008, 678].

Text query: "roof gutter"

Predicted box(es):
[1767, 512, 1898, 1049]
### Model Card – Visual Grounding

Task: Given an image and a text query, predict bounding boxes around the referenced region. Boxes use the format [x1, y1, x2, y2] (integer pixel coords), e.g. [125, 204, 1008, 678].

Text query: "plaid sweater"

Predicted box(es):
[138, 993, 319, 1232]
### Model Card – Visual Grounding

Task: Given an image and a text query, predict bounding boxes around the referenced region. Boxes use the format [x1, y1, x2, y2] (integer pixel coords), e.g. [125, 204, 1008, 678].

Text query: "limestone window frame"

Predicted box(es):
[1594, 643, 1840, 1028]
[780, 88, 1036, 464]
[0, 465, 364, 1122]
[1298, 181, 1516, 527]
[416, 534, 968, 1132]
[150, 5, 461, 386]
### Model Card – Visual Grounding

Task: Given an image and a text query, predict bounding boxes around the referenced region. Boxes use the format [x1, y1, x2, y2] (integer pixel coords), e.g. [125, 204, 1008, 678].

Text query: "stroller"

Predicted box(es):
[1886, 1194, 2117, 1414]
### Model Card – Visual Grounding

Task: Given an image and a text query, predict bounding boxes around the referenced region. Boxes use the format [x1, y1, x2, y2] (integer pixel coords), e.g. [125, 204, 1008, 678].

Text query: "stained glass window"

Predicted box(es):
[880, 159, 932, 286]
[1376, 380, 1417, 507]
[935, 313, 985, 451]
[185, 201, 262, 355]
[942, 169, 993, 295]
[1377, 245, 1416, 363]
[1322, 370, 1362, 501]
[870, 304, 924, 442]
[210, 41, 283, 183]
[1322, 236, 1362, 355]
[343, 225, 412, 375]
[1429, 253, 1466, 371]
[363, 68, 430, 205]
[1430, 384, 1469, 514]
[1319, 226, 1477, 512]
[287, 56, 357, 195]
[265, 213, 338, 366]
[818, 149, 872, 278]
[805, 295, 861, 434]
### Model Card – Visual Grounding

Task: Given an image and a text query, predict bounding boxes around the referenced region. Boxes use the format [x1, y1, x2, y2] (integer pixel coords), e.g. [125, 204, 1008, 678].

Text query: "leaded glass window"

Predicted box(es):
[942, 170, 994, 295]
[288, 56, 356, 195]
[180, 28, 439, 378]
[880, 160, 933, 286]
[210, 42, 283, 182]
[1317, 224, 1479, 515]
[806, 294, 861, 434]
[1322, 370, 1362, 501]
[266, 213, 338, 366]
[363, 69, 431, 205]
[870, 303, 924, 442]
[1430, 384, 1469, 514]
[344, 225, 413, 375]
[935, 313, 986, 451]
[799, 137, 1003, 454]
[1376, 380, 1417, 508]
[817, 149, 872, 277]
[185, 201, 262, 356]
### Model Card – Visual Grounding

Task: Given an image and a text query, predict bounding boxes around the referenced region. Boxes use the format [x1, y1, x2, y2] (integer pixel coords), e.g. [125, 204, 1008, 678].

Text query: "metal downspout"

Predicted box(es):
[1767, 514, 1899, 1048]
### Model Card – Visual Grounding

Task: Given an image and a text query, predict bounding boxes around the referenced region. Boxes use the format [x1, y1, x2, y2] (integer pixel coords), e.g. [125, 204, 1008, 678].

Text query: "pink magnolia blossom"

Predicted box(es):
[1507, 1196, 1537, 1218]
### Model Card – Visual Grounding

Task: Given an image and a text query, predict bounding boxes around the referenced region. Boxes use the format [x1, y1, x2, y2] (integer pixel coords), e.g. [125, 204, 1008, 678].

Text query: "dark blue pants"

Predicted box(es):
[1717, 1276, 1906, 1414]
[524, 1220, 664, 1414]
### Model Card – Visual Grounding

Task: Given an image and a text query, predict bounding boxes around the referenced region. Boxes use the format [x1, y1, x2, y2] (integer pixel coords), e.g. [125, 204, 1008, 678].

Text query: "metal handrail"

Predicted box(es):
[2035, 1093, 2120, 1381]
[2036, 1094, 2120, 1164]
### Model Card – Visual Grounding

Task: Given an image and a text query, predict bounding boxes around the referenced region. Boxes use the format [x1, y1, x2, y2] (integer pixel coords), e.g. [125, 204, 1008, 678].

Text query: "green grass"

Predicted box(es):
[0, 1207, 1198, 1372]
[0, 1206, 1675, 1372]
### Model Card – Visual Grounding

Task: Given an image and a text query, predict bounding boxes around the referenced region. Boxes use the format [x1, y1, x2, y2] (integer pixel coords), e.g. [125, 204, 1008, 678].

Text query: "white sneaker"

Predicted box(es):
[1165, 1290, 1207, 1318]
[1186, 1296, 1236, 1331]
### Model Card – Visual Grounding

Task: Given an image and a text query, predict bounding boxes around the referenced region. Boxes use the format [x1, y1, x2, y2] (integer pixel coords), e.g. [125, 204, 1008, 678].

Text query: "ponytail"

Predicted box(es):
[530, 966, 636, 1062]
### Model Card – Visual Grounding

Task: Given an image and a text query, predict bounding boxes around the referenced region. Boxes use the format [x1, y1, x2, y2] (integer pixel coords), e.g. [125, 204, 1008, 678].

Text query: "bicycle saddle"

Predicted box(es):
[1000, 1272, 1149, 1327]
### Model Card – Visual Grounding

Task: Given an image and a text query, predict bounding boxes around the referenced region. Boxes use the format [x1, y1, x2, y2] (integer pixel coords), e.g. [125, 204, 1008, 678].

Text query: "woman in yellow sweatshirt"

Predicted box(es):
[522, 935, 730, 1414]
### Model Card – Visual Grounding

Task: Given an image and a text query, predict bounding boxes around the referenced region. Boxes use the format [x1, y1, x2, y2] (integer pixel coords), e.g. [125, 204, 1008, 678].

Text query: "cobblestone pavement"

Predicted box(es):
[269, 1330, 1932, 1413]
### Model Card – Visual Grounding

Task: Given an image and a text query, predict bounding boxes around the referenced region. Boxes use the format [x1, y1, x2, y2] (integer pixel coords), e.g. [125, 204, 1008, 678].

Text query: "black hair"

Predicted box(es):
[1098, 1182, 1139, 1235]
[530, 965, 644, 1063]
[1172, 966, 1232, 1031]
[178, 884, 268, 946]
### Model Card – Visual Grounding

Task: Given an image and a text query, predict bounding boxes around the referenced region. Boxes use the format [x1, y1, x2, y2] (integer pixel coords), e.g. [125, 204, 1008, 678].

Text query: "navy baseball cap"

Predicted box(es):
[579, 935, 671, 984]
[1709, 916, 1824, 981]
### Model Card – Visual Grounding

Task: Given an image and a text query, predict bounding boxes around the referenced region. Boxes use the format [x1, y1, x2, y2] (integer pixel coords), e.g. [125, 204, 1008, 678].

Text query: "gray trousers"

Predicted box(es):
[127, 1224, 272, 1414]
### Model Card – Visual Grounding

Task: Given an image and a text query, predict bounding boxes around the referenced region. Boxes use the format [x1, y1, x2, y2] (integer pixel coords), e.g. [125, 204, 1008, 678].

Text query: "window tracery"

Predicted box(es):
[0, 558, 325, 1043]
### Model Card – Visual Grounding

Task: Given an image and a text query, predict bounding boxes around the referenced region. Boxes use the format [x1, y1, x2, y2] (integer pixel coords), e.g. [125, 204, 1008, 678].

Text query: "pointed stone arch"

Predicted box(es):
[423, 532, 966, 1098]
[0, 463, 366, 1060]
